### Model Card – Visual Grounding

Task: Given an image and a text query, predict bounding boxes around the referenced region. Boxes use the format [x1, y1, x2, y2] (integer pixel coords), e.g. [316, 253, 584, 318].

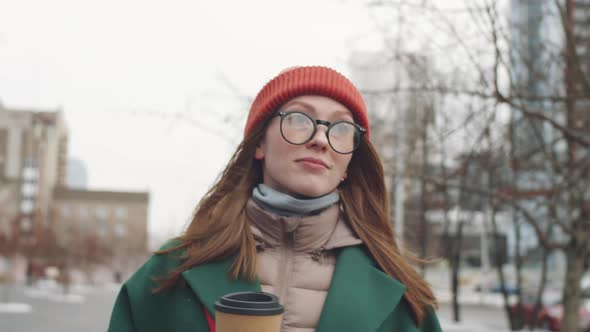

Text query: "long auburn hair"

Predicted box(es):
[155, 118, 438, 325]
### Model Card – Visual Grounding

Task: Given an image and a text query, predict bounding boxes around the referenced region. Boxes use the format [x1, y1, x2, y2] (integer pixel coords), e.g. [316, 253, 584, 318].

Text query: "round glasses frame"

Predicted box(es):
[276, 111, 367, 154]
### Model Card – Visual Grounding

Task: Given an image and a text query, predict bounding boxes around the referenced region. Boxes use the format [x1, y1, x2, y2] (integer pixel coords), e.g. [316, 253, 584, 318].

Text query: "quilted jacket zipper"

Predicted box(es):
[276, 231, 295, 329]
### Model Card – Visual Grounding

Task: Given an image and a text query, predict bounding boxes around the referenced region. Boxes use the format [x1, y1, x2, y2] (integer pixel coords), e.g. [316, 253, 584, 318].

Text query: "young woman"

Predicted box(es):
[108, 66, 441, 332]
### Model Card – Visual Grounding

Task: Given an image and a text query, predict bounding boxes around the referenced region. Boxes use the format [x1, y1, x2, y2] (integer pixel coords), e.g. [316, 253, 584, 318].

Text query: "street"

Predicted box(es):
[0, 282, 521, 332]
[438, 303, 510, 331]
[0, 283, 117, 332]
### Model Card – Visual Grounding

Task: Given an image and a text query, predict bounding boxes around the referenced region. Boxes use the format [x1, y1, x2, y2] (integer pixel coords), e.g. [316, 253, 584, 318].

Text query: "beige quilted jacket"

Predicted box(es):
[246, 199, 363, 332]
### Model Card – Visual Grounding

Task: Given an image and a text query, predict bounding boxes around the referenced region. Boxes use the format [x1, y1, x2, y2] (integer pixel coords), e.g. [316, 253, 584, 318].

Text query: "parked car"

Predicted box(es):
[538, 299, 590, 331]
[474, 280, 520, 295]
[510, 288, 590, 331]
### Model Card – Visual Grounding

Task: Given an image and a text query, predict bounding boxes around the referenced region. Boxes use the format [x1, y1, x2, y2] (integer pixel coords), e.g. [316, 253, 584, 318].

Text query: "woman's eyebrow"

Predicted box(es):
[282, 101, 352, 119]
[331, 109, 353, 119]
[282, 100, 315, 111]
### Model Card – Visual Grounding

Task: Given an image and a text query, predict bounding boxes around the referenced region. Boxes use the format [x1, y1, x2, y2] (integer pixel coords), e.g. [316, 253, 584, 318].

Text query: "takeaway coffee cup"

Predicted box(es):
[214, 291, 284, 332]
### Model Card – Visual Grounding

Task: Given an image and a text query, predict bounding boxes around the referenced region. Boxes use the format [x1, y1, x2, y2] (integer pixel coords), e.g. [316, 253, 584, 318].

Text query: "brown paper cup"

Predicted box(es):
[215, 292, 284, 332]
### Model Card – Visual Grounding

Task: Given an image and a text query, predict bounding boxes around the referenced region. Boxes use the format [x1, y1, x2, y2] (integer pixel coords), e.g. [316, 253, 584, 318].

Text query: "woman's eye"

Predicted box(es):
[331, 123, 354, 136]
[286, 113, 311, 126]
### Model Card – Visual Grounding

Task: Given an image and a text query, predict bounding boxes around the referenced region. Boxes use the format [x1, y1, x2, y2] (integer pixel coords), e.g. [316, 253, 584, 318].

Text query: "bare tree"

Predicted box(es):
[364, 0, 589, 331]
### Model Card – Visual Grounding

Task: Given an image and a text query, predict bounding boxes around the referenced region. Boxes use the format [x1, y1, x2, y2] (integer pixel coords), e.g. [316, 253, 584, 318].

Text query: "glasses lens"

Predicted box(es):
[328, 122, 360, 154]
[281, 112, 314, 144]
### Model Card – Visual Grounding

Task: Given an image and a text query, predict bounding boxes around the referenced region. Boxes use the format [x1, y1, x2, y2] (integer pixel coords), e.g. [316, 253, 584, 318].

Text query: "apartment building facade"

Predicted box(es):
[52, 188, 149, 279]
[0, 105, 149, 282]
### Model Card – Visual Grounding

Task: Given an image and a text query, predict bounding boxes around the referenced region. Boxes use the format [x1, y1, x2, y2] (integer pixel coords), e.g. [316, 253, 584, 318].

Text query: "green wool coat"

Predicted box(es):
[108, 245, 443, 332]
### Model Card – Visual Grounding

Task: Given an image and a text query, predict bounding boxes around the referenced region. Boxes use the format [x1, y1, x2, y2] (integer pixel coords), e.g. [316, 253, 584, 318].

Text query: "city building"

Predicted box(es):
[349, 48, 518, 267]
[569, 0, 590, 137]
[508, 0, 590, 271]
[510, 0, 590, 158]
[0, 105, 149, 283]
[52, 187, 149, 281]
[349, 50, 454, 259]
[0, 107, 68, 241]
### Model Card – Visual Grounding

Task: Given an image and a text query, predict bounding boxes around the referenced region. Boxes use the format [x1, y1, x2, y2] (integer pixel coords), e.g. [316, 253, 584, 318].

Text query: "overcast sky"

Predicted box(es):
[0, 0, 387, 246]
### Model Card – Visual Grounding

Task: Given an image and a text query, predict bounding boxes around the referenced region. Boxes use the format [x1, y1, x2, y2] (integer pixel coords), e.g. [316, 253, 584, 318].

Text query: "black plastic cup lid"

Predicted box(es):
[214, 291, 284, 316]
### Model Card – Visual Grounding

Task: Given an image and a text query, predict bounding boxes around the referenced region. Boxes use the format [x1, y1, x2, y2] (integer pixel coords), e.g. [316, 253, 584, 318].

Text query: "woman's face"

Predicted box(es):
[255, 95, 354, 198]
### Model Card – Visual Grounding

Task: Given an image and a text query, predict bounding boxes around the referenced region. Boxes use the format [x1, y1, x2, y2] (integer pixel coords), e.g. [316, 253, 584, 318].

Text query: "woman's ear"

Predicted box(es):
[255, 141, 265, 160]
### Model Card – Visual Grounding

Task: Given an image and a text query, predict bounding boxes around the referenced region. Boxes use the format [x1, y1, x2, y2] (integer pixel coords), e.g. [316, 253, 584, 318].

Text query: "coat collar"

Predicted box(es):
[181, 257, 261, 318]
[316, 246, 407, 331]
[181, 246, 406, 331]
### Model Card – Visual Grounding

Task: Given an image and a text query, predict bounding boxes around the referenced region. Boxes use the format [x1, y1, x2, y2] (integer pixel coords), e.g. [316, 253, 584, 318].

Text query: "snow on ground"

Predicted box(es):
[0, 302, 32, 314]
[23, 287, 84, 303]
[435, 288, 515, 307]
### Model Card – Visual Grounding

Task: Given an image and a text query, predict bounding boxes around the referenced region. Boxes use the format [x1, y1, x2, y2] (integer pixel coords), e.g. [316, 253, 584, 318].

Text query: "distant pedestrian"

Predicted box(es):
[108, 66, 441, 332]
[57, 268, 71, 294]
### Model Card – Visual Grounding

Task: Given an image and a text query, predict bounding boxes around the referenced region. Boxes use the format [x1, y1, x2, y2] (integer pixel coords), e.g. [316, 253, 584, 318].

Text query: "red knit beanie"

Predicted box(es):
[244, 66, 370, 139]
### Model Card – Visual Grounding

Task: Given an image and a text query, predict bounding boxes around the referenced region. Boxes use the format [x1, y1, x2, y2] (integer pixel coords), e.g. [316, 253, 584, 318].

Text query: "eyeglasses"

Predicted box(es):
[276, 111, 366, 154]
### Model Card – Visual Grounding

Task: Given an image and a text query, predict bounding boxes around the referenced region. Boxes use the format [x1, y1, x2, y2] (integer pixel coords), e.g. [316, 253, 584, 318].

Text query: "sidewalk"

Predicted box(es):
[440, 317, 550, 332]
[0, 302, 32, 314]
[437, 295, 551, 332]
[439, 318, 501, 332]
[436, 288, 515, 307]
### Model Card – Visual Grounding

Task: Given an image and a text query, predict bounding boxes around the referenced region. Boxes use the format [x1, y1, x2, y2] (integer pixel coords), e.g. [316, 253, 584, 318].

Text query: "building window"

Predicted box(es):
[20, 200, 33, 214]
[114, 223, 128, 237]
[98, 225, 108, 238]
[62, 205, 72, 218]
[21, 183, 38, 197]
[78, 220, 88, 232]
[23, 157, 37, 168]
[22, 158, 38, 180]
[22, 168, 38, 180]
[115, 207, 128, 220]
[95, 206, 110, 220]
[79, 206, 89, 219]
[20, 217, 32, 232]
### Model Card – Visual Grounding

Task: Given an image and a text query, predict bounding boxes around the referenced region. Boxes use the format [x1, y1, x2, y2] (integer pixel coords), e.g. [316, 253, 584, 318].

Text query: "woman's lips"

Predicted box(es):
[295, 157, 329, 170]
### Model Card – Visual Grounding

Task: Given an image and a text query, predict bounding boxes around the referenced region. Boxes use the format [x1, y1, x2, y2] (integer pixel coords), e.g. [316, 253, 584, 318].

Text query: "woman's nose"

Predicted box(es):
[306, 124, 330, 150]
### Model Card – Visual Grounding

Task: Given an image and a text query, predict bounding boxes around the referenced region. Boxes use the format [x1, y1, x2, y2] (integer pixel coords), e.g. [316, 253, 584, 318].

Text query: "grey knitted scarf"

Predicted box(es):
[252, 184, 340, 217]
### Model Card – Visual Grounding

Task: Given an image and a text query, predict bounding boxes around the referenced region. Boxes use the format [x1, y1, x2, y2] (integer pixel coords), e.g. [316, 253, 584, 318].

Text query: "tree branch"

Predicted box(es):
[423, 174, 569, 250]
